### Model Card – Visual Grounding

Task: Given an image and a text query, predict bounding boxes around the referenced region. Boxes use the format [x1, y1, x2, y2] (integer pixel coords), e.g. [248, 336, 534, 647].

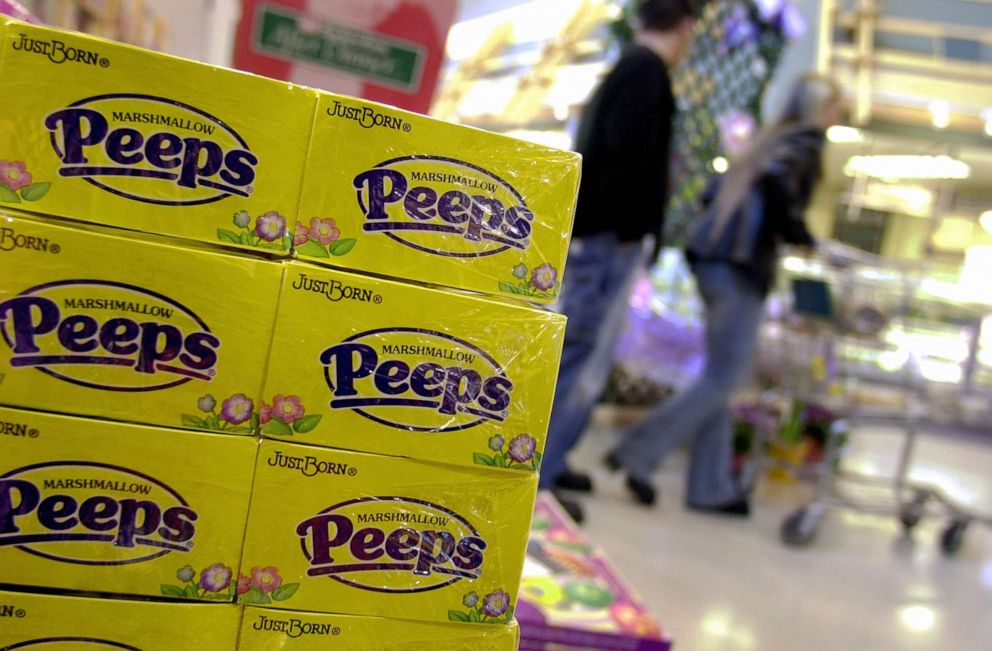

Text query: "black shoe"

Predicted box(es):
[554, 469, 593, 493]
[603, 451, 623, 472]
[626, 476, 657, 506]
[552, 491, 585, 524]
[687, 498, 750, 517]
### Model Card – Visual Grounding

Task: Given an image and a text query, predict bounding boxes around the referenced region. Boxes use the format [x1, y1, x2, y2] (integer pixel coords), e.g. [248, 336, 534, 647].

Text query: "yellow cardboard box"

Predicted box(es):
[0, 406, 257, 600]
[0, 18, 314, 254]
[239, 606, 520, 650]
[0, 589, 242, 649]
[0, 212, 282, 433]
[296, 92, 581, 303]
[239, 440, 537, 624]
[260, 262, 565, 473]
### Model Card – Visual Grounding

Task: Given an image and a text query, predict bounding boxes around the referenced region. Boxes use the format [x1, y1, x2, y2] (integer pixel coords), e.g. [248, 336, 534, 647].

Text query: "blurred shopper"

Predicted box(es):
[541, 0, 698, 522]
[605, 73, 843, 515]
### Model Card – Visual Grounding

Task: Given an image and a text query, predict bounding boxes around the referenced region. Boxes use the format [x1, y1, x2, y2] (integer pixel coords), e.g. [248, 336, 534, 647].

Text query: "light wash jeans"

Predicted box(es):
[611, 261, 766, 506]
[539, 233, 651, 490]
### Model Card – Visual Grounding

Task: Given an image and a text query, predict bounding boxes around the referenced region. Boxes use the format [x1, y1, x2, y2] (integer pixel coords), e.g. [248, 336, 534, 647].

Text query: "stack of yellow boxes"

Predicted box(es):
[0, 17, 580, 650]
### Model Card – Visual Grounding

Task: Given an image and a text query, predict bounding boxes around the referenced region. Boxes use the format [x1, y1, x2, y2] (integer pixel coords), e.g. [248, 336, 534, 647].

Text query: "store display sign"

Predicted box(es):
[234, 0, 457, 114]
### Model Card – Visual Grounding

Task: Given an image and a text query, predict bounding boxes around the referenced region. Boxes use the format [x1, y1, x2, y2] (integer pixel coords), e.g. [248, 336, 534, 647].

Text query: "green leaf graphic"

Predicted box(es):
[297, 239, 329, 258]
[242, 587, 271, 605]
[498, 281, 520, 294]
[216, 229, 241, 244]
[261, 418, 293, 436]
[0, 184, 20, 203]
[161, 585, 186, 598]
[330, 238, 357, 255]
[447, 610, 471, 622]
[473, 453, 496, 466]
[272, 583, 300, 601]
[185, 584, 200, 599]
[181, 414, 207, 428]
[470, 610, 482, 622]
[226, 426, 254, 434]
[20, 182, 50, 201]
[292, 414, 322, 434]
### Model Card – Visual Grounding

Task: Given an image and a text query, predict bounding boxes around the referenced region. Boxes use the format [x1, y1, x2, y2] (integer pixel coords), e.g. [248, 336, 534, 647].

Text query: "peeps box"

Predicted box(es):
[239, 439, 537, 624]
[239, 606, 519, 650]
[518, 493, 671, 651]
[0, 406, 257, 600]
[0, 589, 242, 650]
[0, 212, 282, 433]
[260, 261, 565, 473]
[0, 18, 314, 254]
[296, 92, 581, 303]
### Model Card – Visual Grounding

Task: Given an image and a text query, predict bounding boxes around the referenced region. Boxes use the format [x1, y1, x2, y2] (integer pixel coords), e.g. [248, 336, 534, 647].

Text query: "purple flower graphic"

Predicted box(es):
[482, 589, 510, 618]
[254, 211, 287, 242]
[530, 263, 558, 292]
[197, 394, 216, 413]
[488, 435, 505, 452]
[220, 394, 254, 425]
[512, 263, 528, 280]
[463, 591, 479, 608]
[507, 434, 537, 463]
[233, 210, 251, 228]
[0, 160, 32, 191]
[199, 563, 232, 592]
[176, 565, 195, 582]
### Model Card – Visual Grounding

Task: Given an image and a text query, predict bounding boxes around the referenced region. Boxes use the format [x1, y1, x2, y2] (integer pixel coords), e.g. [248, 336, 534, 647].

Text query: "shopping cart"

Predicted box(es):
[752, 243, 992, 555]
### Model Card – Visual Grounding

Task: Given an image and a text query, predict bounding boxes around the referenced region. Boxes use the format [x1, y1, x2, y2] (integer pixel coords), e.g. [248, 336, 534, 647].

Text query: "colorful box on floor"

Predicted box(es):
[517, 493, 671, 651]
[0, 406, 257, 600]
[0, 588, 242, 649]
[239, 606, 520, 650]
[260, 261, 565, 473]
[239, 439, 537, 624]
[0, 18, 314, 254]
[296, 92, 581, 303]
[0, 212, 282, 432]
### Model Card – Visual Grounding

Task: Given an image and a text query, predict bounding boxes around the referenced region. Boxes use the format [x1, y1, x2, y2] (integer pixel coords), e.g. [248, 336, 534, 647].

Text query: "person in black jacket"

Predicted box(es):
[605, 73, 843, 515]
[541, 0, 697, 522]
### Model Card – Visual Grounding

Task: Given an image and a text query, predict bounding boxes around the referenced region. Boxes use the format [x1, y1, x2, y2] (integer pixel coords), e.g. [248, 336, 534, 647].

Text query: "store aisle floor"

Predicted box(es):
[564, 407, 992, 651]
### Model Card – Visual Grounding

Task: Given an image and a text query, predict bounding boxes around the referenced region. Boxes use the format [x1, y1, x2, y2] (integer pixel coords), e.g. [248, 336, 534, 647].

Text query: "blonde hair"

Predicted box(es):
[708, 74, 841, 242]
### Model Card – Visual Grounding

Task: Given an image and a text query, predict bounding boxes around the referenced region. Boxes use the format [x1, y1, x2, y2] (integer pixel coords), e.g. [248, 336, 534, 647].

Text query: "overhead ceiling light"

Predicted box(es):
[929, 100, 951, 129]
[711, 156, 729, 173]
[980, 210, 992, 234]
[826, 125, 863, 143]
[844, 155, 970, 180]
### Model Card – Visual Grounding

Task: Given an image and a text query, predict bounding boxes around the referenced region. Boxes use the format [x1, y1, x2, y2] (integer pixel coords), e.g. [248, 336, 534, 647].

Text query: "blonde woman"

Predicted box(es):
[606, 74, 843, 515]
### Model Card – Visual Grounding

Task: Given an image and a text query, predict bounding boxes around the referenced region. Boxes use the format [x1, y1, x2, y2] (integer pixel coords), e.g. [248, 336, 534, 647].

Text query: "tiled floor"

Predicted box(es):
[561, 407, 992, 651]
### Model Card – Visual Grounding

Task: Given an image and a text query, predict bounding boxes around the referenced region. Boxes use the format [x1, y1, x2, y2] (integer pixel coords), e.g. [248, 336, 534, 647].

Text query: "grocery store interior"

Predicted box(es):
[7, 0, 992, 650]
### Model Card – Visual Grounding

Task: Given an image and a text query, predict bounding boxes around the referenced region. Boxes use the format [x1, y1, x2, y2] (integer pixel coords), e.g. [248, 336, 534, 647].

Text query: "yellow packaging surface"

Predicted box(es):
[0, 212, 282, 433]
[239, 440, 537, 624]
[0, 589, 242, 649]
[296, 92, 581, 303]
[0, 19, 314, 254]
[0, 406, 256, 600]
[261, 262, 564, 473]
[239, 606, 520, 650]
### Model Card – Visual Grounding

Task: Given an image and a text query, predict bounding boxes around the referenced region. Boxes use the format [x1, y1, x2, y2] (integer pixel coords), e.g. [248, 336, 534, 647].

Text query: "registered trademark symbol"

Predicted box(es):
[208, 369, 216, 377]
[402, 123, 412, 132]
[49, 244, 61, 254]
[28, 429, 38, 438]
[246, 186, 255, 194]
[373, 294, 383, 304]
[99, 58, 110, 68]
[348, 467, 357, 477]
[186, 541, 194, 548]
[14, 609, 25, 618]
[331, 627, 341, 636]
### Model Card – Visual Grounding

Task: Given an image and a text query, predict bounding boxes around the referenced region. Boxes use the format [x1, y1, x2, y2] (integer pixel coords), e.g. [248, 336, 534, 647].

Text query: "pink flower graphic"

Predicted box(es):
[0, 160, 32, 191]
[220, 394, 254, 425]
[308, 217, 340, 246]
[237, 574, 251, 595]
[272, 394, 304, 424]
[293, 220, 310, 246]
[199, 563, 232, 592]
[530, 263, 558, 292]
[259, 403, 273, 424]
[254, 211, 287, 242]
[249, 566, 284, 594]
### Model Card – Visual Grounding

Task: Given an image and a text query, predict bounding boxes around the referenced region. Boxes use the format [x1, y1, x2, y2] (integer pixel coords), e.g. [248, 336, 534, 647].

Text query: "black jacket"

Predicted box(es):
[571, 45, 675, 242]
[686, 127, 822, 295]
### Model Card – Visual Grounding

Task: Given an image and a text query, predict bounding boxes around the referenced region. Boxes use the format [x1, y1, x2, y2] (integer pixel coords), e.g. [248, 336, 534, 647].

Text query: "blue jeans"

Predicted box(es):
[612, 262, 766, 506]
[539, 233, 650, 489]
